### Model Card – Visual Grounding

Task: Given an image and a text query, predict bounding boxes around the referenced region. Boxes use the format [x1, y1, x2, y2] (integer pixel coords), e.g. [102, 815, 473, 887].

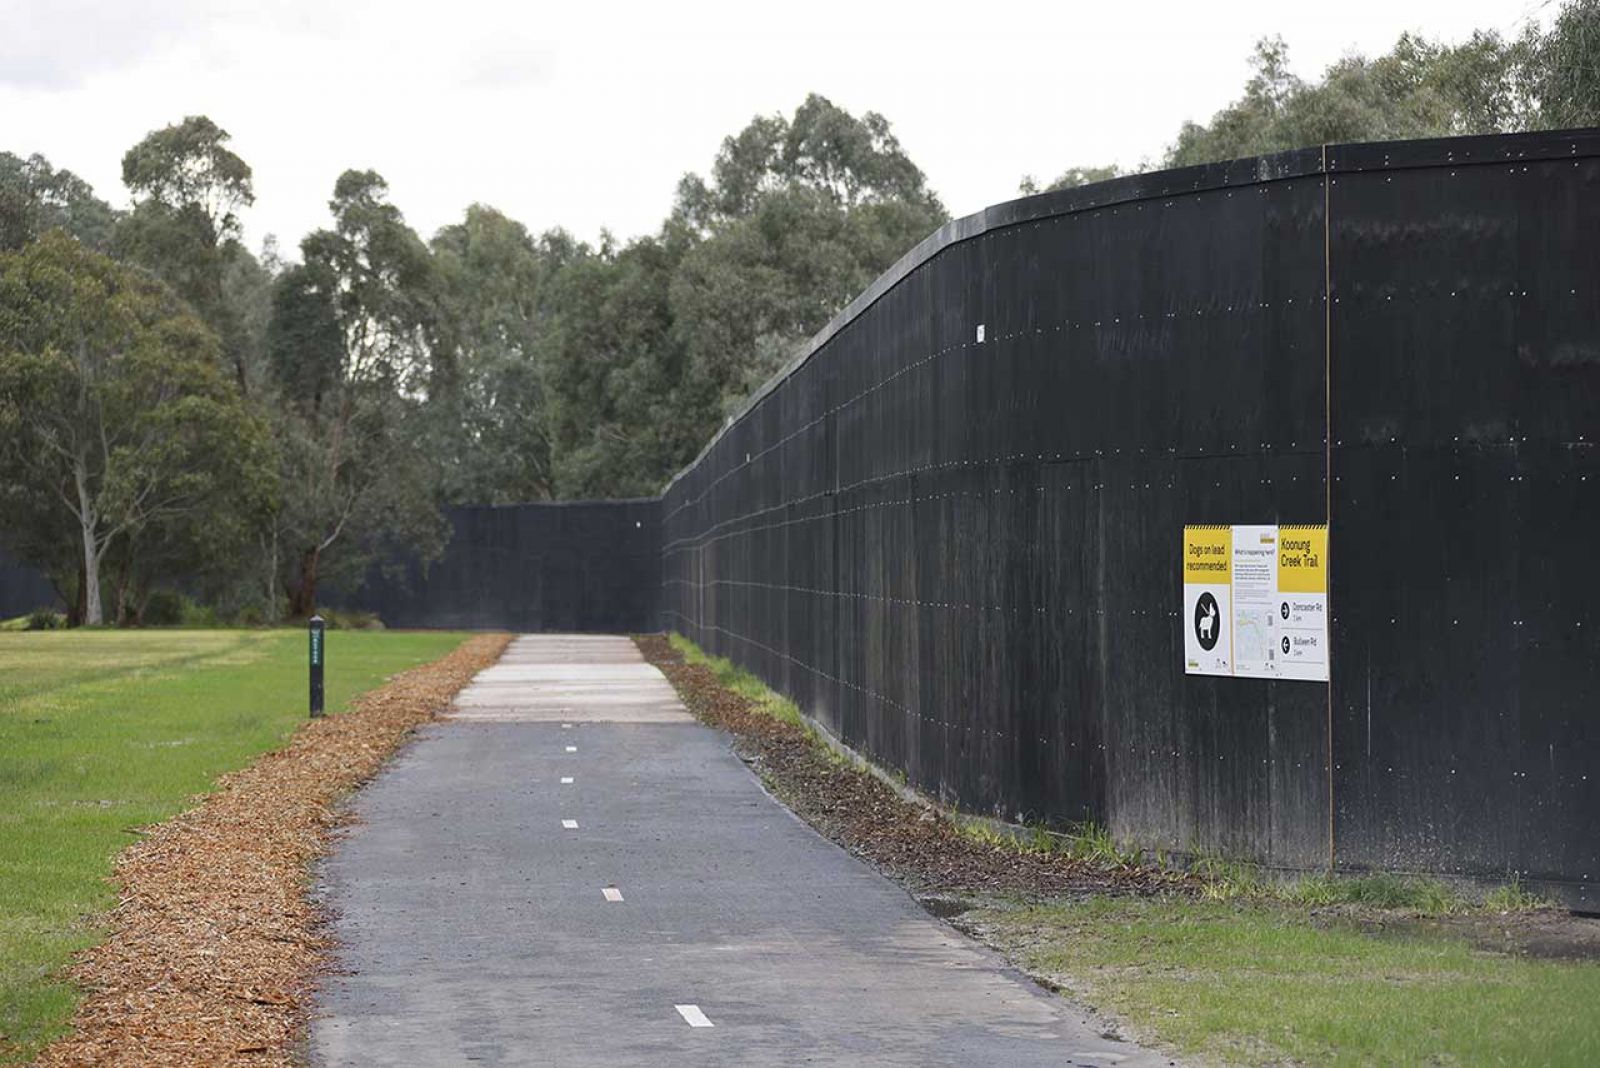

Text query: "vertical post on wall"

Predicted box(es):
[309, 614, 326, 718]
[1322, 143, 1337, 873]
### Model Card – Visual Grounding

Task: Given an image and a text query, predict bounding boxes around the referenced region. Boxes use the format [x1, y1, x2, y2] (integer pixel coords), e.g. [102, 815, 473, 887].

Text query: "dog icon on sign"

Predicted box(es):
[1194, 591, 1221, 651]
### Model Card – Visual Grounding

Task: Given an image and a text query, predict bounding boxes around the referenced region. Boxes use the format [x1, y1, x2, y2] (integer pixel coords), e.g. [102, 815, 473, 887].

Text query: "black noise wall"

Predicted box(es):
[660, 128, 1600, 905]
[342, 501, 661, 633]
[1325, 137, 1600, 899]
[0, 547, 61, 617]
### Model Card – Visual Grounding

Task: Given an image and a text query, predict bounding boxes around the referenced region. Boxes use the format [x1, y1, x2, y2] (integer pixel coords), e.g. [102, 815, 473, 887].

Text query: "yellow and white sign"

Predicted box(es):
[1183, 524, 1328, 682]
[1182, 526, 1233, 676]
[1274, 525, 1329, 681]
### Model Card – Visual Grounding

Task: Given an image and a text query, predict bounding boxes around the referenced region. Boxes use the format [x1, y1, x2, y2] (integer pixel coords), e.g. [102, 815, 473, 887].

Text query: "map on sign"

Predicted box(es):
[1182, 524, 1328, 682]
[1234, 611, 1274, 674]
[1231, 525, 1279, 679]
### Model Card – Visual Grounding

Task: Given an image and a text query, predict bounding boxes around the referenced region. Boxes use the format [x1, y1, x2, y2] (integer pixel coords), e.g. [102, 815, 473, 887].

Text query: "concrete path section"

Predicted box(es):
[311, 635, 1170, 1068]
[450, 634, 690, 724]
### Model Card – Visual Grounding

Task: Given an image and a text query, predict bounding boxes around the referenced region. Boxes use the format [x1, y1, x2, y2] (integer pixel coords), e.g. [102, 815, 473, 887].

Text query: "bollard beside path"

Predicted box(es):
[309, 614, 325, 717]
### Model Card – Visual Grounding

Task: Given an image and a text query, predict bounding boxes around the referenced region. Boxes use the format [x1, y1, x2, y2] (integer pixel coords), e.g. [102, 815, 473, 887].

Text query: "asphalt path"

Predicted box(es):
[310, 635, 1171, 1067]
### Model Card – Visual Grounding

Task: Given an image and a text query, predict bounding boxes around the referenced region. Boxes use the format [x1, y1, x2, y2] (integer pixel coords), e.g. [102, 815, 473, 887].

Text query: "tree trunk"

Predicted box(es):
[113, 565, 131, 627]
[81, 521, 103, 626]
[287, 546, 319, 618]
[74, 457, 104, 626]
[69, 556, 86, 628]
[264, 529, 280, 621]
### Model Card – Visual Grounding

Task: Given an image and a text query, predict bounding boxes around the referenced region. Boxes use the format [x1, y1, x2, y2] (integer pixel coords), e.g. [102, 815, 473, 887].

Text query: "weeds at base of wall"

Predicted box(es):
[1483, 875, 1551, 913]
[952, 818, 1144, 870]
[965, 819, 1562, 918]
[667, 633, 810, 732]
[955, 819, 1554, 916]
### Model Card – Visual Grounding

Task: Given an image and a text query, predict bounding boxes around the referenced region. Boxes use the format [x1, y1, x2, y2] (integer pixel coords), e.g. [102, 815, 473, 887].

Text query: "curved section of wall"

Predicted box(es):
[661, 128, 1600, 904]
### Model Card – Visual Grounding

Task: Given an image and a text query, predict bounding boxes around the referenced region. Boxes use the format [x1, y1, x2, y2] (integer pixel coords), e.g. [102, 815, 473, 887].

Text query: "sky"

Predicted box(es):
[0, 0, 1552, 256]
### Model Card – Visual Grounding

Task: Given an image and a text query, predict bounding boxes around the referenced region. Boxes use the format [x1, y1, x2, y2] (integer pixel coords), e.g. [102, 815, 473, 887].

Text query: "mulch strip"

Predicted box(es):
[33, 632, 512, 1068]
[633, 634, 1185, 900]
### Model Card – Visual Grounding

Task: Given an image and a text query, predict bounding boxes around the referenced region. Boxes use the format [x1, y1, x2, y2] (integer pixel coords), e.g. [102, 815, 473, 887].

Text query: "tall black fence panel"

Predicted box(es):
[1326, 135, 1600, 897]
[342, 500, 660, 633]
[0, 547, 60, 618]
[662, 129, 1600, 904]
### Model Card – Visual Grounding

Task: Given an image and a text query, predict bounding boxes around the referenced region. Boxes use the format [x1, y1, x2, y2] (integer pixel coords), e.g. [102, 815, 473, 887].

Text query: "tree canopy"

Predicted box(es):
[542, 93, 948, 497]
[0, 232, 272, 624]
[427, 206, 573, 504]
[1034, 0, 1600, 190]
[121, 115, 254, 241]
[266, 170, 446, 616]
[115, 116, 265, 392]
[0, 152, 118, 253]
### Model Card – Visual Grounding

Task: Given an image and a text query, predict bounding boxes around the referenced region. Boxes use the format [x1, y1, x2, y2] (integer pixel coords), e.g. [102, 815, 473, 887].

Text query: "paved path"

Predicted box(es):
[311, 635, 1169, 1067]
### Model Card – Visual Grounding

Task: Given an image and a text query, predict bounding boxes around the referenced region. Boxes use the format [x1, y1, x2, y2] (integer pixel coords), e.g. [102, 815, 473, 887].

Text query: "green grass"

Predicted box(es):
[0, 628, 466, 1062]
[1276, 871, 1465, 913]
[950, 814, 1152, 870]
[1484, 875, 1554, 913]
[981, 895, 1600, 1067]
[668, 632, 809, 730]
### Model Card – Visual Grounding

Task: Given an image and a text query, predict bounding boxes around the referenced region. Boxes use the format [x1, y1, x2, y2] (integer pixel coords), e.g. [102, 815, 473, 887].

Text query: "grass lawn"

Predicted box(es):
[0, 628, 467, 1061]
[977, 895, 1600, 1067]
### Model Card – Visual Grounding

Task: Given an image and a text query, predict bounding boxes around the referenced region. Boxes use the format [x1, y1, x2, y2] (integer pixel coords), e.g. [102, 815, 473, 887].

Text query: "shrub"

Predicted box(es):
[178, 598, 219, 628]
[322, 608, 384, 630]
[1485, 875, 1550, 912]
[142, 589, 184, 626]
[25, 608, 63, 630]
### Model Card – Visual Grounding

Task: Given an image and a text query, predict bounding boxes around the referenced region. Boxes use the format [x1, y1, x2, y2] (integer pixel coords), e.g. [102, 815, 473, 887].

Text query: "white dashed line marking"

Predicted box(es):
[602, 887, 624, 902]
[675, 1004, 714, 1028]
[562, 819, 579, 829]
[565, 745, 577, 752]
[561, 776, 574, 784]
[562, 723, 572, 729]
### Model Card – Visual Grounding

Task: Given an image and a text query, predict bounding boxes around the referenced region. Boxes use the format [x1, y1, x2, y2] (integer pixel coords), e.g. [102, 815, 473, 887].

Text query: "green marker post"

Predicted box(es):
[309, 614, 326, 717]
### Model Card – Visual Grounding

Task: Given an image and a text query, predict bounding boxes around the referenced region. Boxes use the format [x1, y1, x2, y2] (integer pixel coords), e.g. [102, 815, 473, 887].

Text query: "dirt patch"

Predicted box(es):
[633, 634, 1181, 901]
[1366, 909, 1600, 962]
[34, 633, 511, 1068]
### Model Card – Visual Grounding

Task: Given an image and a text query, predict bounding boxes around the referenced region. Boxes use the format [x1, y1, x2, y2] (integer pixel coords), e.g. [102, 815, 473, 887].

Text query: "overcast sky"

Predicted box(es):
[1, 0, 1547, 256]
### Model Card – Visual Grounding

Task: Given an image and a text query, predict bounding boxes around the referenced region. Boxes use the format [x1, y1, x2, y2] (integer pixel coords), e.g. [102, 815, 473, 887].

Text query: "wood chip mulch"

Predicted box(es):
[633, 634, 1186, 901]
[33, 632, 512, 1068]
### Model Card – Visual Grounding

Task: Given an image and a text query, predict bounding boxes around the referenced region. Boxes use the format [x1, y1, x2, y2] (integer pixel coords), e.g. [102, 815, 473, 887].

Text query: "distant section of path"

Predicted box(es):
[311, 635, 1170, 1067]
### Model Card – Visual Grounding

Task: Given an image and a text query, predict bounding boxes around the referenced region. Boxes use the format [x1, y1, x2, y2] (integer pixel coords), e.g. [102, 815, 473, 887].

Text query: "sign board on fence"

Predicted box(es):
[1183, 524, 1328, 681]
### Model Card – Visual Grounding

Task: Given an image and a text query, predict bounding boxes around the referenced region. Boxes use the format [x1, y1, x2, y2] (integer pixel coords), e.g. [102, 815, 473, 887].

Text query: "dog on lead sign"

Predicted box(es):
[1183, 526, 1232, 677]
